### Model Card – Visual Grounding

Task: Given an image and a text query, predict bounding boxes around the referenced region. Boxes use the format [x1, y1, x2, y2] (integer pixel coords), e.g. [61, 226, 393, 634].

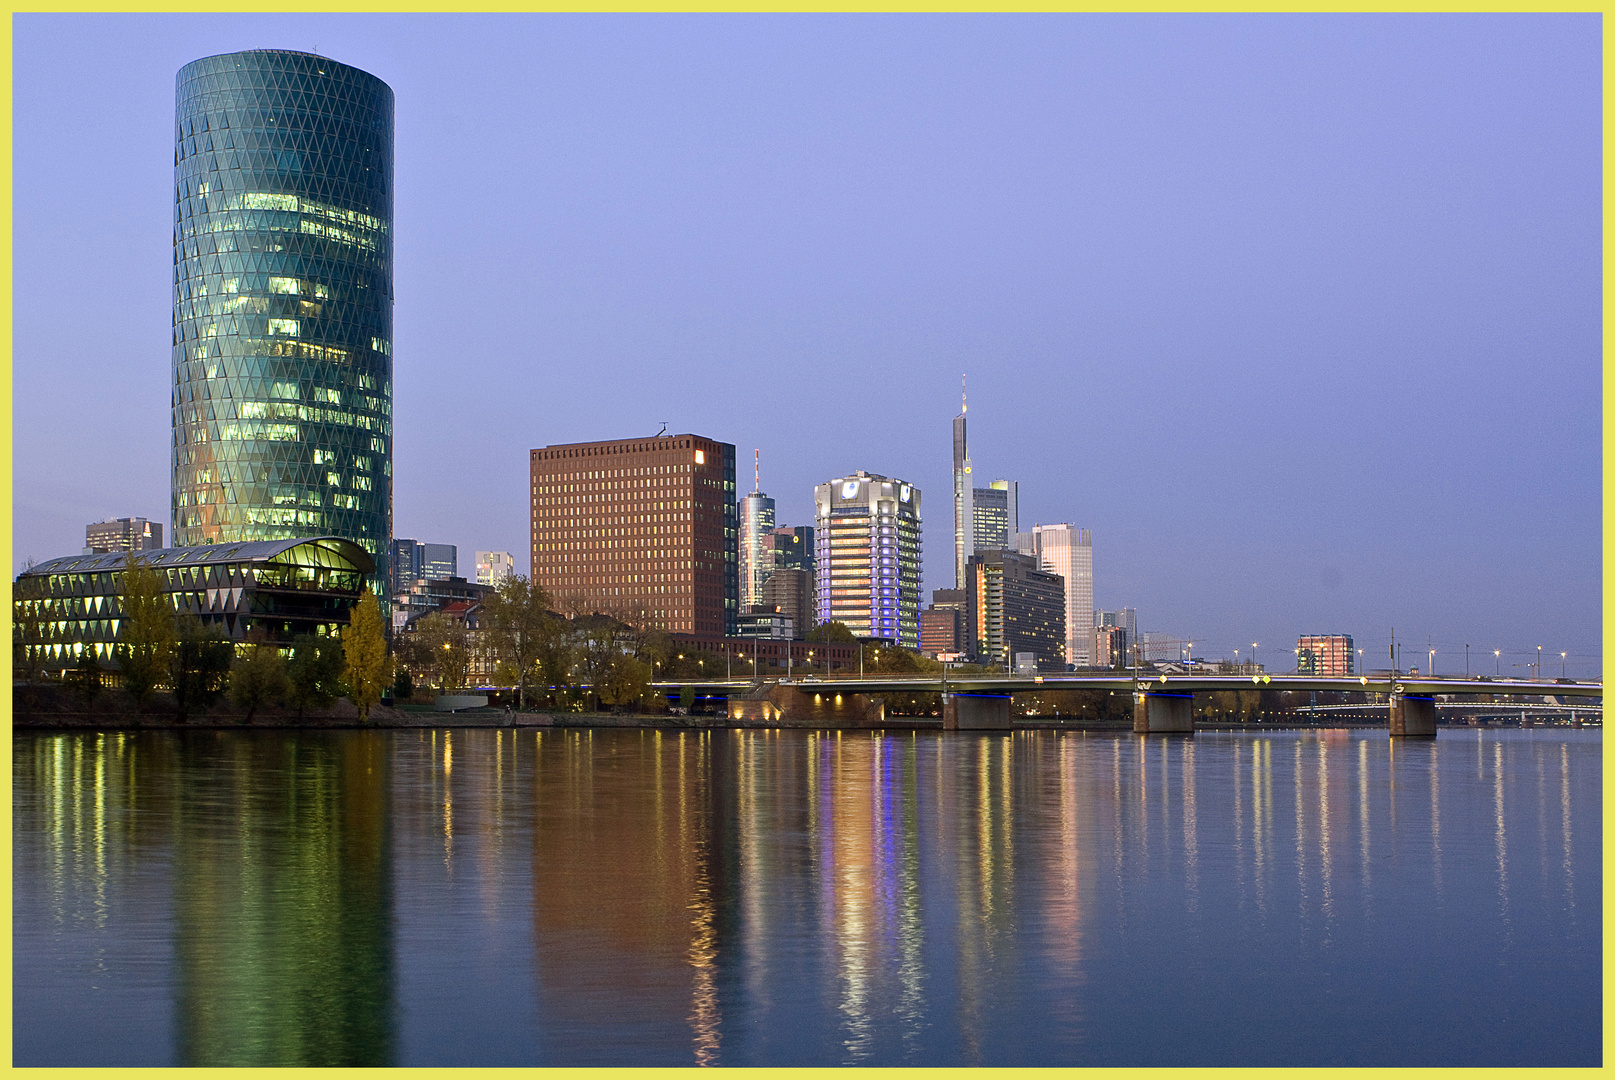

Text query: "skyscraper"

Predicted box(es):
[814, 471, 921, 646]
[972, 479, 1018, 551]
[1015, 524, 1093, 668]
[171, 51, 394, 598]
[85, 517, 163, 555]
[965, 549, 1066, 671]
[530, 434, 737, 636]
[737, 451, 776, 610]
[952, 385, 972, 589]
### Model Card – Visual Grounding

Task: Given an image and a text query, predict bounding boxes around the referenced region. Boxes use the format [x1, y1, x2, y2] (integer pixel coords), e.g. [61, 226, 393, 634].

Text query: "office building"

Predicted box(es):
[1015, 525, 1093, 668]
[952, 390, 972, 589]
[391, 575, 493, 632]
[1297, 634, 1355, 676]
[814, 471, 922, 647]
[390, 539, 456, 591]
[530, 433, 737, 636]
[475, 551, 516, 587]
[758, 567, 814, 639]
[972, 480, 1018, 551]
[171, 51, 394, 600]
[1096, 608, 1138, 637]
[737, 606, 793, 639]
[966, 549, 1066, 671]
[14, 537, 374, 672]
[1094, 624, 1130, 668]
[738, 453, 776, 610]
[919, 605, 964, 659]
[85, 518, 163, 555]
[765, 525, 814, 573]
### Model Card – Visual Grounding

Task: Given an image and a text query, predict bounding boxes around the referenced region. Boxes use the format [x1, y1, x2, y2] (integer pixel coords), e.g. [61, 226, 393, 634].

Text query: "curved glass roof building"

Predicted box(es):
[172, 50, 393, 595]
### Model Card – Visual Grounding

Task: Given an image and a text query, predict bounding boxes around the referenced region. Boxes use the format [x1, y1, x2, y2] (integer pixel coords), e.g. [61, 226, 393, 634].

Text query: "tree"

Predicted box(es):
[229, 638, 291, 723]
[171, 619, 234, 722]
[598, 654, 652, 710]
[343, 589, 391, 723]
[392, 666, 414, 702]
[806, 620, 857, 644]
[69, 649, 104, 710]
[287, 633, 345, 718]
[484, 575, 563, 710]
[116, 557, 176, 708]
[413, 611, 468, 692]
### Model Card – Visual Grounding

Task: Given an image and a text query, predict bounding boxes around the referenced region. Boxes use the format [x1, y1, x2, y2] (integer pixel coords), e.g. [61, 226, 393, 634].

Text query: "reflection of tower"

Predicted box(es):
[738, 451, 777, 611]
[172, 732, 395, 1066]
[952, 380, 973, 590]
[530, 729, 727, 1065]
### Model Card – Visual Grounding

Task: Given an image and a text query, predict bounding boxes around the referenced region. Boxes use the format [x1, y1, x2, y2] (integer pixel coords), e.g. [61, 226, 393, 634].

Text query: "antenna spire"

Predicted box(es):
[754, 448, 761, 493]
[962, 373, 967, 414]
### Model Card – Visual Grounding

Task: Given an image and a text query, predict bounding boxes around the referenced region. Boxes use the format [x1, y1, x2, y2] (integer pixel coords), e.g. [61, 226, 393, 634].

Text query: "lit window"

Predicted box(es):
[268, 276, 300, 294]
[268, 318, 299, 337]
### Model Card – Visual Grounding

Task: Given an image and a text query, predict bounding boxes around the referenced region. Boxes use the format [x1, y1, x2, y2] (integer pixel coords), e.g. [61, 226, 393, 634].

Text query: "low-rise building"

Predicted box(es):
[14, 537, 374, 672]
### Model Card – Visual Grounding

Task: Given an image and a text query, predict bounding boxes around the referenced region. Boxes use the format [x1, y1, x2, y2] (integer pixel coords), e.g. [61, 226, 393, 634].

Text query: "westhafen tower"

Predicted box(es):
[171, 50, 393, 593]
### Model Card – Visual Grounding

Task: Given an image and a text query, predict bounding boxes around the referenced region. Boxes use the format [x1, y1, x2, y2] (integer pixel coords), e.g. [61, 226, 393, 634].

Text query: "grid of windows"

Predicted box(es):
[171, 50, 393, 599]
[530, 436, 738, 636]
[13, 538, 374, 670]
[813, 473, 922, 647]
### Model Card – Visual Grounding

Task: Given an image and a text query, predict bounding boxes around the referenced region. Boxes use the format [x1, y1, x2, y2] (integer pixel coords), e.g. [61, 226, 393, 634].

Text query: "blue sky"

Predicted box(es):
[11, 14, 1600, 674]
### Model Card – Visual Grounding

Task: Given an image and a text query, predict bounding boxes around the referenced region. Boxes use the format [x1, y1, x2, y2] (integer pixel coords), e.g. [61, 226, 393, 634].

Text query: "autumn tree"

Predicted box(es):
[343, 589, 391, 723]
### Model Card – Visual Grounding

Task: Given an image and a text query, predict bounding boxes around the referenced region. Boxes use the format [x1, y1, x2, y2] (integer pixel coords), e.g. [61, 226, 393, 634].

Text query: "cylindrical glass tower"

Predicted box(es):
[172, 50, 393, 597]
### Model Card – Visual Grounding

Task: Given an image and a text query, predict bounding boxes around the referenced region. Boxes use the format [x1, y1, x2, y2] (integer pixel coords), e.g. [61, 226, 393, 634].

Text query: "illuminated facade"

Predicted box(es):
[171, 51, 394, 598]
[13, 537, 375, 671]
[530, 434, 738, 636]
[1297, 633, 1355, 676]
[738, 487, 776, 610]
[813, 471, 922, 646]
[966, 548, 1066, 671]
[86, 517, 163, 554]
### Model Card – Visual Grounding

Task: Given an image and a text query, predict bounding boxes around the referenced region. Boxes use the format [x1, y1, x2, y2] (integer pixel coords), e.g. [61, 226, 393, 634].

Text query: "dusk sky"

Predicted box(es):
[12, 14, 1600, 675]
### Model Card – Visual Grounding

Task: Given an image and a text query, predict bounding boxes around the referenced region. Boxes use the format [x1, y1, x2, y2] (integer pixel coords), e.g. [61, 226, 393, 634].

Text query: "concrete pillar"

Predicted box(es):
[1133, 691, 1194, 734]
[943, 692, 1012, 731]
[1389, 693, 1436, 737]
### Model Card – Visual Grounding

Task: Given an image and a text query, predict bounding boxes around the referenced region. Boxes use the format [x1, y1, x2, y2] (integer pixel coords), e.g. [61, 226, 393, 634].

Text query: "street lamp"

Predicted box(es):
[1357, 647, 1363, 676]
[1251, 642, 1259, 673]
[1537, 645, 1543, 680]
[1561, 651, 1567, 679]
[1428, 648, 1434, 677]
[1494, 649, 1500, 676]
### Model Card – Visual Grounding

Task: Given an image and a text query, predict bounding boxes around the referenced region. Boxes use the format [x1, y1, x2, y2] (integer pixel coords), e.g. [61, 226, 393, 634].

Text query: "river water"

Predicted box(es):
[12, 726, 1600, 1066]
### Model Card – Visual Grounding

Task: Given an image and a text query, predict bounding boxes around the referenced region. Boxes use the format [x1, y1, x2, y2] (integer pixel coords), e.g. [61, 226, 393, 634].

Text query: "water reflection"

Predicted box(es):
[13, 728, 1601, 1068]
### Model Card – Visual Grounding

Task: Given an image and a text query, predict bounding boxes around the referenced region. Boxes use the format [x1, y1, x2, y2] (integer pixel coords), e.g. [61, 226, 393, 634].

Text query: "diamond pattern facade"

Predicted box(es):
[172, 50, 393, 597]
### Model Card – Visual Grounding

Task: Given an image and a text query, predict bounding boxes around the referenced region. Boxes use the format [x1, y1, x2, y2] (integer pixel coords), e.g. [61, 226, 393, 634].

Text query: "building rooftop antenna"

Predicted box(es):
[962, 373, 967, 413]
[754, 448, 761, 494]
[655, 423, 667, 437]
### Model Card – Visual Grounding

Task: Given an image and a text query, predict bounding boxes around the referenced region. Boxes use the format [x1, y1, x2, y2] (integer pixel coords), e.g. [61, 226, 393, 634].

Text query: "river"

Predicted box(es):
[12, 726, 1600, 1066]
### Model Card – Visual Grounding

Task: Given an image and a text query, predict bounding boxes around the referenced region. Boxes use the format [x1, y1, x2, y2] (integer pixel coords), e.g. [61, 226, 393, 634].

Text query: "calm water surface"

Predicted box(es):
[13, 726, 1600, 1066]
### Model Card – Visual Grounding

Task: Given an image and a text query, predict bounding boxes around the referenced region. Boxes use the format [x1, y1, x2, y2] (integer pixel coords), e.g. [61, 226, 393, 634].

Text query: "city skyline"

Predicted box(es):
[11, 14, 1600, 674]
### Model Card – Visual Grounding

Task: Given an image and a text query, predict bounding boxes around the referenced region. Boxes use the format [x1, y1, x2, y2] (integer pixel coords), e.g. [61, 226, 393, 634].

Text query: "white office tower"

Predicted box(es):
[1014, 525, 1093, 668]
[815, 471, 922, 646]
[738, 450, 777, 610]
[475, 551, 516, 586]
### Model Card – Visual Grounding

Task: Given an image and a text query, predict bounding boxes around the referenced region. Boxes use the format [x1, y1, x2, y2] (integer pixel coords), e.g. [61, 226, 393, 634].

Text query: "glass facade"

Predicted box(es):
[172, 51, 393, 598]
[14, 538, 375, 672]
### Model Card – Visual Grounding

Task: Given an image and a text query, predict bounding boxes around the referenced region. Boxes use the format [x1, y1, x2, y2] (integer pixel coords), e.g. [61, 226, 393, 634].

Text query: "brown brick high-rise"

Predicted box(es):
[531, 434, 737, 636]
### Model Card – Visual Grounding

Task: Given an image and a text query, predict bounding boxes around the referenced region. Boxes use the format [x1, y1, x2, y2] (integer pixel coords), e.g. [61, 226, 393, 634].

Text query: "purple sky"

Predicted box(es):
[12, 14, 1601, 675]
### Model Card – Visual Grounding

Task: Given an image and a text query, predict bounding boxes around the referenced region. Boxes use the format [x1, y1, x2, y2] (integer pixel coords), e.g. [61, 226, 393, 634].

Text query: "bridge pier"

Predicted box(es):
[1134, 690, 1195, 734]
[1389, 693, 1437, 737]
[943, 692, 1012, 731]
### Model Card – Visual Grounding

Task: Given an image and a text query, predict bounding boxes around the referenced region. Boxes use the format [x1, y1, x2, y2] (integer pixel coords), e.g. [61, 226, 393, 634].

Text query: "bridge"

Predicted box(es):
[649, 672, 1602, 737]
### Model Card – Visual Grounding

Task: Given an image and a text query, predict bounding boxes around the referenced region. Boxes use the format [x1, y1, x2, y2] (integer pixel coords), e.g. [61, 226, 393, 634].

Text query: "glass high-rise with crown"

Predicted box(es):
[172, 50, 393, 594]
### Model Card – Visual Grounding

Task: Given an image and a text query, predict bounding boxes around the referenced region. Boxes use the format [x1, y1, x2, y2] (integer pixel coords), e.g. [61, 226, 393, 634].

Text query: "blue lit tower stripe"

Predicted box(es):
[171, 50, 393, 599]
